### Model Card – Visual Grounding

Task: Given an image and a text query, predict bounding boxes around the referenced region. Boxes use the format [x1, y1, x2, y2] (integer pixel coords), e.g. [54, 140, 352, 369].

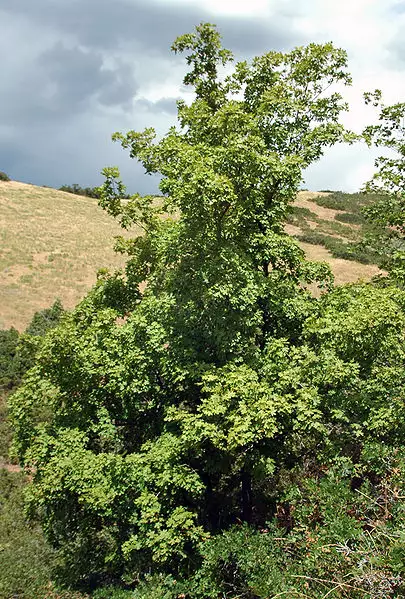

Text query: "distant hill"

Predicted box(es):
[0, 182, 383, 331]
[0, 180, 134, 331]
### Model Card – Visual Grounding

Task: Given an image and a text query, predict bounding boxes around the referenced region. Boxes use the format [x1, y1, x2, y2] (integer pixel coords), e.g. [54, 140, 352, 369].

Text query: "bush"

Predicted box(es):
[0, 392, 12, 462]
[59, 184, 101, 199]
[0, 328, 21, 390]
[25, 299, 64, 337]
[0, 469, 54, 599]
[297, 230, 380, 264]
[0, 171, 10, 182]
[0, 301, 65, 393]
[0, 300, 65, 465]
[335, 211, 366, 225]
[0, 469, 89, 599]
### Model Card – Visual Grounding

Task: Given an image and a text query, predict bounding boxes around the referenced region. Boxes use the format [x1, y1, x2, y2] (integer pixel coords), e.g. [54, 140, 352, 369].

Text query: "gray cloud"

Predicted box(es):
[38, 43, 138, 112]
[134, 97, 181, 115]
[0, 0, 310, 192]
[387, 30, 405, 67]
[0, 0, 299, 56]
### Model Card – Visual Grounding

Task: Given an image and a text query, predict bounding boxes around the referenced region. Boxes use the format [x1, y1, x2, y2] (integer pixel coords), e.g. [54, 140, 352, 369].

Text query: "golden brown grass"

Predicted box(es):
[298, 241, 382, 285]
[0, 183, 383, 331]
[0, 181, 134, 331]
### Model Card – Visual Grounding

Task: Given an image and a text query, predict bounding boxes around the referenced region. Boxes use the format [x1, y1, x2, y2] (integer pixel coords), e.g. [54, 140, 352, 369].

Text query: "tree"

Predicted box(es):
[0, 301, 65, 392]
[361, 91, 405, 279]
[9, 22, 379, 591]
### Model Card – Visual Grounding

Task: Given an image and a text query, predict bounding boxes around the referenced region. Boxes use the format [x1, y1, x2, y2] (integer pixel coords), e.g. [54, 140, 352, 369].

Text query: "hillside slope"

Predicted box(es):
[287, 191, 383, 286]
[0, 181, 134, 331]
[0, 183, 383, 331]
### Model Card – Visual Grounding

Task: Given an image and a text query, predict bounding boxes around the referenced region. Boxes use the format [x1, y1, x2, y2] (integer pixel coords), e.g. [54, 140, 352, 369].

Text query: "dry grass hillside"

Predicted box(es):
[287, 191, 383, 286]
[0, 181, 134, 331]
[0, 182, 383, 331]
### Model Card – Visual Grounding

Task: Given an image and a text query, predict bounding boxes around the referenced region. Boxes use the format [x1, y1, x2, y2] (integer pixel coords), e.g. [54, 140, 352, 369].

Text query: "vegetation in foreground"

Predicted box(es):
[4, 22, 405, 599]
[0, 302, 88, 599]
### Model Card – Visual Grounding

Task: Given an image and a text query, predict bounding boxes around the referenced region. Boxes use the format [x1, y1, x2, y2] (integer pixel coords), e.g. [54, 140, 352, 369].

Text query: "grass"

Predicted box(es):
[0, 181, 136, 331]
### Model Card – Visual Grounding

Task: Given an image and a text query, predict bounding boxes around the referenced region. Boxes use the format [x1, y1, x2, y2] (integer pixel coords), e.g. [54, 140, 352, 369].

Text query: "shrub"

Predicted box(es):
[59, 184, 101, 199]
[335, 211, 366, 224]
[0, 301, 65, 393]
[0, 469, 54, 599]
[0, 171, 10, 182]
[0, 328, 22, 391]
[0, 470, 90, 599]
[25, 299, 64, 337]
[297, 230, 380, 264]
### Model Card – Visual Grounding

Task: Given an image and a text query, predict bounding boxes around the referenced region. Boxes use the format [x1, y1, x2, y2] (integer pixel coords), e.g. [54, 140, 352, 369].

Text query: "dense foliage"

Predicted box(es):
[0, 300, 65, 392]
[360, 91, 405, 278]
[59, 183, 131, 200]
[8, 24, 405, 598]
[0, 170, 10, 182]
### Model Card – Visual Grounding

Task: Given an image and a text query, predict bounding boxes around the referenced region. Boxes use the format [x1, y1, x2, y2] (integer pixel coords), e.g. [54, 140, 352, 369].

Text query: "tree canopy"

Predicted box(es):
[361, 91, 405, 281]
[9, 23, 405, 598]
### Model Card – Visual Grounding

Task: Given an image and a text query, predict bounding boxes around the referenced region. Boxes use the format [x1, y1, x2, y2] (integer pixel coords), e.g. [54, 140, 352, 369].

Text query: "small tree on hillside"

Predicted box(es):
[0, 171, 10, 182]
[11, 23, 360, 588]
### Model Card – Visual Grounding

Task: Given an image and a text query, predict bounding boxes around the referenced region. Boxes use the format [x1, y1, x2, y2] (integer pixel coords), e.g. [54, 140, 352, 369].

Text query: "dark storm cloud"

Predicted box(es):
[0, 0, 299, 57]
[0, 43, 138, 125]
[0, 0, 303, 191]
[386, 16, 405, 68]
[38, 43, 138, 115]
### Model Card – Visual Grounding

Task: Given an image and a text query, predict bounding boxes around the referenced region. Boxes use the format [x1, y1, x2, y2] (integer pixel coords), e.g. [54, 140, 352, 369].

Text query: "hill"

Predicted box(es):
[0, 180, 134, 331]
[0, 182, 382, 331]
[286, 190, 383, 286]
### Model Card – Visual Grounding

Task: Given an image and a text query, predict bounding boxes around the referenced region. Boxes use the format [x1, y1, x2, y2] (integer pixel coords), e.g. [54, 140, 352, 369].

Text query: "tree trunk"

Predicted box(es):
[241, 470, 252, 523]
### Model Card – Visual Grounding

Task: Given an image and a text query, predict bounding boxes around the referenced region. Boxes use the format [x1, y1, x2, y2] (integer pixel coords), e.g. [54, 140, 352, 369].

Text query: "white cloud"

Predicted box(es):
[287, 0, 405, 191]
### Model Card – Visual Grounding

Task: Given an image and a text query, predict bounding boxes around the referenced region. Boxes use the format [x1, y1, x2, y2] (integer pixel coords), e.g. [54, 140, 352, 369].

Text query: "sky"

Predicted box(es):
[1, 0, 405, 195]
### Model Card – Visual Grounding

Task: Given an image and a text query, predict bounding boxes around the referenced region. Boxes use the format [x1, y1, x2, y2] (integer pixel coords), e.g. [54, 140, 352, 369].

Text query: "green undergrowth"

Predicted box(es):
[0, 469, 89, 599]
[335, 211, 366, 225]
